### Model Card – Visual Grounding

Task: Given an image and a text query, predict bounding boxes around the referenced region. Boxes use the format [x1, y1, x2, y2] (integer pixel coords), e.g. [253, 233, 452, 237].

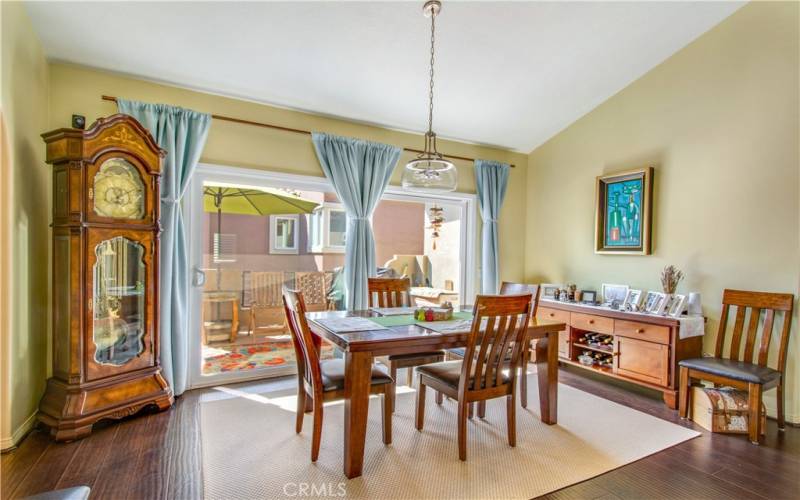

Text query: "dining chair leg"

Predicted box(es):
[777, 379, 785, 430]
[678, 366, 691, 419]
[381, 392, 392, 445]
[415, 378, 427, 431]
[311, 404, 323, 462]
[747, 383, 763, 445]
[477, 401, 486, 419]
[468, 402, 474, 420]
[747, 382, 763, 445]
[435, 391, 443, 405]
[407, 367, 414, 387]
[295, 389, 306, 433]
[520, 347, 529, 409]
[389, 363, 397, 414]
[457, 400, 469, 461]
[507, 392, 517, 447]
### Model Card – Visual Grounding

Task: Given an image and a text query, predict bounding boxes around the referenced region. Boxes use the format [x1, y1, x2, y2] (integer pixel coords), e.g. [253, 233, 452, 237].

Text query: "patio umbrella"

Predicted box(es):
[203, 185, 319, 216]
[203, 185, 319, 288]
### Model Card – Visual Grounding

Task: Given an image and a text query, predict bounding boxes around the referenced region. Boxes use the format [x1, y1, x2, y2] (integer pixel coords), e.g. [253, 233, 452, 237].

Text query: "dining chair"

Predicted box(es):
[368, 277, 445, 413]
[447, 282, 540, 415]
[415, 293, 533, 461]
[678, 289, 795, 444]
[282, 289, 393, 461]
[248, 271, 286, 336]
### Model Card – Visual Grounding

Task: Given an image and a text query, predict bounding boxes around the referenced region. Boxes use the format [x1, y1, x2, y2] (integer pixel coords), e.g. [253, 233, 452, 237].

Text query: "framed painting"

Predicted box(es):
[594, 167, 653, 254]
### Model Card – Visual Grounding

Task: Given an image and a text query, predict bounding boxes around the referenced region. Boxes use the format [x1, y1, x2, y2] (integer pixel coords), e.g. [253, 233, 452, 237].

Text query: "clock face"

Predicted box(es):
[93, 158, 145, 219]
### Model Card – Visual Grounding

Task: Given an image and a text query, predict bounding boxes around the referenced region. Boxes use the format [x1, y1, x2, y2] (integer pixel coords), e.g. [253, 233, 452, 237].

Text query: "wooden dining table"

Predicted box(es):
[306, 308, 566, 479]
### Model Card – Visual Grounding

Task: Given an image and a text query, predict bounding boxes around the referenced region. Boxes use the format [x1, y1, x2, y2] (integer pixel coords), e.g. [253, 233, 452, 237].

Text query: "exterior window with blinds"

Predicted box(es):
[213, 233, 237, 263]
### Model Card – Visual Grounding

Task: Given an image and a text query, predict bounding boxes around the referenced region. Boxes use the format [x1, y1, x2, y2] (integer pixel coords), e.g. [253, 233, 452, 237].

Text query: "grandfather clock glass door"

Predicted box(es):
[87, 229, 155, 380]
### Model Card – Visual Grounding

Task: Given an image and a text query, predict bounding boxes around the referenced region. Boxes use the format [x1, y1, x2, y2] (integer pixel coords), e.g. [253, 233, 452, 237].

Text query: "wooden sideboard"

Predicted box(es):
[535, 299, 703, 408]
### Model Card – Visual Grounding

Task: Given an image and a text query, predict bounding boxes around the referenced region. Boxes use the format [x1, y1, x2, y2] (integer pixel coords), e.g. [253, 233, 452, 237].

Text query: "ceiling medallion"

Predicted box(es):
[401, 0, 457, 193]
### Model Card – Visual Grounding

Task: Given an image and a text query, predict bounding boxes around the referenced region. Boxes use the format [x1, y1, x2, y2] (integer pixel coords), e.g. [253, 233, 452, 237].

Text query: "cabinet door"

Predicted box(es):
[86, 228, 156, 381]
[614, 336, 669, 387]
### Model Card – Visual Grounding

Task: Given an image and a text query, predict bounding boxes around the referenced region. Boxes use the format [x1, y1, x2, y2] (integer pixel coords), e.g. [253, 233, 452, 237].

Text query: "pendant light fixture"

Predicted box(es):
[401, 0, 457, 193]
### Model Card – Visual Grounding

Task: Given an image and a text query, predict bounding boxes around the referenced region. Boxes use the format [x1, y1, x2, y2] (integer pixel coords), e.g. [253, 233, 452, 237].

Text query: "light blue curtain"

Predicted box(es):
[117, 99, 211, 396]
[475, 159, 510, 294]
[311, 133, 400, 310]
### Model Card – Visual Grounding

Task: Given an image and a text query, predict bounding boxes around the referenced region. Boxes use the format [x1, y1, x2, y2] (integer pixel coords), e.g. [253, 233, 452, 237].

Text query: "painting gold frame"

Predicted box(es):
[594, 167, 653, 255]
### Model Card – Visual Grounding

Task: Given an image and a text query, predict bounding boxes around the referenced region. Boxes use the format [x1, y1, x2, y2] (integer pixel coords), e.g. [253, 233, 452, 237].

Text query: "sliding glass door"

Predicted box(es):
[186, 164, 475, 388]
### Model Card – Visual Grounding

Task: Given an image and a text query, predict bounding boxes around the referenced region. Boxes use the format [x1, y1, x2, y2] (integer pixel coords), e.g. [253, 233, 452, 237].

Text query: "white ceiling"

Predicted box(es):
[26, 1, 743, 152]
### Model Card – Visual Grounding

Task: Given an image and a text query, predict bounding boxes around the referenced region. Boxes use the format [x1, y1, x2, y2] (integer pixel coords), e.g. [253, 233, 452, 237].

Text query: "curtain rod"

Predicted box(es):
[101, 95, 514, 168]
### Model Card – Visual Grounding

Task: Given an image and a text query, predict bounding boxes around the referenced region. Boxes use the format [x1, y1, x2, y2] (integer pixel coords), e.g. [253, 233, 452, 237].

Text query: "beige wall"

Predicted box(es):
[0, 2, 51, 449]
[525, 2, 800, 421]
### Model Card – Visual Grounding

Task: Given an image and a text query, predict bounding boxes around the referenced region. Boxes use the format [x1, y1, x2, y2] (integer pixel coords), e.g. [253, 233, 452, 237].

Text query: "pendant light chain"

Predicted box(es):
[427, 7, 436, 138]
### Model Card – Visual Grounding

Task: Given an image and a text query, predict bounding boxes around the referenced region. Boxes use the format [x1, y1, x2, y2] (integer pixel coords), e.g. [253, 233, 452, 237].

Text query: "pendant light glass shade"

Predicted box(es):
[403, 0, 458, 193]
[401, 158, 457, 193]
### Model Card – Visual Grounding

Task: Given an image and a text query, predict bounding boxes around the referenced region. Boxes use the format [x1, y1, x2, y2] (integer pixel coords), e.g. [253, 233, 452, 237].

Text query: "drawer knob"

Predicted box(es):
[588, 319, 595, 324]
[636, 328, 645, 334]
[549, 313, 555, 317]
[613, 352, 620, 356]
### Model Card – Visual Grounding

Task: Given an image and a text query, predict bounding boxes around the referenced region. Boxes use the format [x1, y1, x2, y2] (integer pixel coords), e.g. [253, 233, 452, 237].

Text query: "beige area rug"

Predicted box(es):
[200, 374, 699, 499]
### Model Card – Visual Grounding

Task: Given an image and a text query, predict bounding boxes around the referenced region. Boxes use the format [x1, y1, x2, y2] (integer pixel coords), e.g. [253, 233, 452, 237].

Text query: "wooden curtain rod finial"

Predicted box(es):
[101, 95, 515, 168]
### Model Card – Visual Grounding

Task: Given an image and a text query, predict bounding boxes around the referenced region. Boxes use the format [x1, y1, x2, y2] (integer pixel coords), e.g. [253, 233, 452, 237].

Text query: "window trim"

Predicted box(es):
[268, 214, 300, 254]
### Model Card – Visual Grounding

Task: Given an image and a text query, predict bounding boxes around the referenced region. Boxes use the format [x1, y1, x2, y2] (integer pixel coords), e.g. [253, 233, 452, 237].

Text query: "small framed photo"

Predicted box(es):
[541, 284, 564, 300]
[601, 283, 629, 305]
[581, 290, 597, 304]
[644, 291, 668, 314]
[667, 294, 687, 317]
[623, 289, 644, 311]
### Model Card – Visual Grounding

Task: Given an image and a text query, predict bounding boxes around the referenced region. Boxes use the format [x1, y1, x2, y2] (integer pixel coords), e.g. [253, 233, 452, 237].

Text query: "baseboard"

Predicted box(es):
[0, 412, 38, 452]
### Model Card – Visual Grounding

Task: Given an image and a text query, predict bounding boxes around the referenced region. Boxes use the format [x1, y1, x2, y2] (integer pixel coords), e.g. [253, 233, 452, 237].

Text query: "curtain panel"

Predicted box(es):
[117, 99, 211, 395]
[475, 159, 511, 294]
[311, 133, 400, 310]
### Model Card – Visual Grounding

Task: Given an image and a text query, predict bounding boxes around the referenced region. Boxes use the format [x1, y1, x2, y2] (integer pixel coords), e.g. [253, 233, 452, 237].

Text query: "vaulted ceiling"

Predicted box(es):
[26, 1, 743, 152]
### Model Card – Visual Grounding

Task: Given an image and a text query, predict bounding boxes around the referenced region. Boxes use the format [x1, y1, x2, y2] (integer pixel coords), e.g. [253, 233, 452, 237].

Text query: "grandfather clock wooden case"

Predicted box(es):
[39, 114, 173, 441]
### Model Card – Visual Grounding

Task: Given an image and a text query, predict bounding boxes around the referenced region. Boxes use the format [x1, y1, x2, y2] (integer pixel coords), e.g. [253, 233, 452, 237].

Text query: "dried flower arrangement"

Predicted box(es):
[661, 265, 684, 294]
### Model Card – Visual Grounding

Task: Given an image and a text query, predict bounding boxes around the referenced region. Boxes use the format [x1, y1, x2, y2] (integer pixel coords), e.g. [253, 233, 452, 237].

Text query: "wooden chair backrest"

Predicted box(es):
[250, 271, 284, 307]
[460, 294, 532, 394]
[714, 289, 795, 373]
[500, 282, 541, 318]
[282, 289, 323, 395]
[295, 272, 328, 308]
[368, 277, 412, 308]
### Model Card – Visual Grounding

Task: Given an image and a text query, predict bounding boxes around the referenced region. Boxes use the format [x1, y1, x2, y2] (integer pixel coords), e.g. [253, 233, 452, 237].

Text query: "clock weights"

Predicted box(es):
[39, 114, 173, 441]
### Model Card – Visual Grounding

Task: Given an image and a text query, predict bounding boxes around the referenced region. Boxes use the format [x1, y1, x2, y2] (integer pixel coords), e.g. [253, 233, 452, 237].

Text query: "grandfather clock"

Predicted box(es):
[39, 114, 173, 441]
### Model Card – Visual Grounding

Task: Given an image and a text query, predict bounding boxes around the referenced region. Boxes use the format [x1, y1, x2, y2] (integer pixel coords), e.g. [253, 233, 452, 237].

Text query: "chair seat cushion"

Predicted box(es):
[388, 351, 444, 362]
[679, 357, 781, 385]
[320, 359, 393, 391]
[417, 360, 510, 389]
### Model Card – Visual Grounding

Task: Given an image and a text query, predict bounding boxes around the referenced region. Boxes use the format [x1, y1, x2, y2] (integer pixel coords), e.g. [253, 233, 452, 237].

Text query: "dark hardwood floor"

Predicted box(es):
[2, 366, 798, 500]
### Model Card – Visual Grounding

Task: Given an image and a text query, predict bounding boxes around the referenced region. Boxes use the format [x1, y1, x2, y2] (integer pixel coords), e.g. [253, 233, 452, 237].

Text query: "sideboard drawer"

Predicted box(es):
[615, 320, 670, 345]
[571, 312, 614, 334]
[537, 307, 570, 326]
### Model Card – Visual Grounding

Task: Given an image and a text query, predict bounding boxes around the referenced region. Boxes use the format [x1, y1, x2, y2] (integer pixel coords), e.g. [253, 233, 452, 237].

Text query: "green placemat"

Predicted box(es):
[368, 311, 473, 328]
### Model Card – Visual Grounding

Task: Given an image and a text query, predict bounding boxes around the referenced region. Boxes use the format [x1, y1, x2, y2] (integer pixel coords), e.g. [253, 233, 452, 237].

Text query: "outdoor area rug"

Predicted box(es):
[199, 371, 699, 499]
[202, 339, 333, 374]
